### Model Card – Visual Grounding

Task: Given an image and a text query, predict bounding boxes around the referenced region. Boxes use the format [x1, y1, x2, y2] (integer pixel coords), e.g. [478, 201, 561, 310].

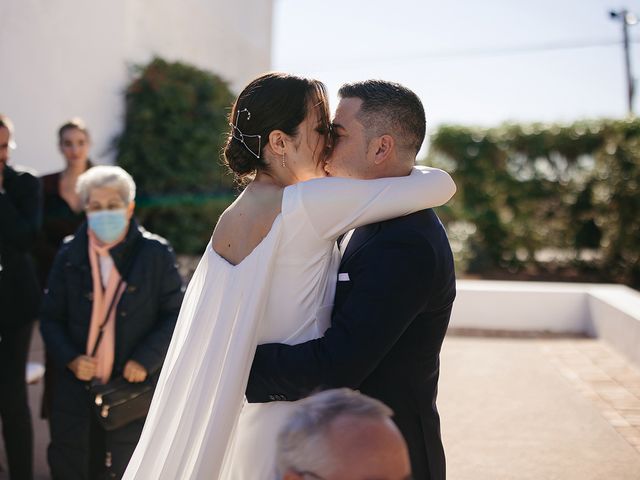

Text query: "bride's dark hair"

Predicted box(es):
[223, 72, 331, 182]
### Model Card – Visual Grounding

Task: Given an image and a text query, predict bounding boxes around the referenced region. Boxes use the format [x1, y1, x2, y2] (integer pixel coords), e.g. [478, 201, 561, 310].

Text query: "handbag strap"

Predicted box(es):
[90, 234, 143, 357]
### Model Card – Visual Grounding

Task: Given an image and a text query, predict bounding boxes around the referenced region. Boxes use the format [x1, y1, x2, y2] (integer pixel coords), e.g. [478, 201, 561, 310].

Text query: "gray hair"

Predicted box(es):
[0, 114, 16, 149]
[275, 389, 394, 478]
[0, 114, 14, 134]
[76, 165, 136, 207]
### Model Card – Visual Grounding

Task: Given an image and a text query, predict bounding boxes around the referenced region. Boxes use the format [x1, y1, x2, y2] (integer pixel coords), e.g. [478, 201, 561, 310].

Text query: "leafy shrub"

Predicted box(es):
[114, 57, 237, 253]
[134, 194, 234, 254]
[428, 119, 640, 288]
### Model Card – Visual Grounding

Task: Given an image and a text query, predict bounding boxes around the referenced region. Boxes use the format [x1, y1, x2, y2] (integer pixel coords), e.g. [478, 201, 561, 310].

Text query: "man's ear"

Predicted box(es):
[372, 134, 395, 165]
[267, 130, 287, 156]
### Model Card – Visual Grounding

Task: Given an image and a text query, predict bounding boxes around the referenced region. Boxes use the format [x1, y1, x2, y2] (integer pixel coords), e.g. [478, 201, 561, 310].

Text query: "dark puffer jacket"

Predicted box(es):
[40, 218, 184, 479]
[0, 164, 42, 332]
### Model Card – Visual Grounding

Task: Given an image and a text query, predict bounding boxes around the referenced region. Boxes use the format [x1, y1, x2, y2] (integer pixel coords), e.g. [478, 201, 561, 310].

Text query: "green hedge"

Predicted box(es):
[114, 57, 237, 253]
[134, 194, 234, 254]
[428, 119, 640, 288]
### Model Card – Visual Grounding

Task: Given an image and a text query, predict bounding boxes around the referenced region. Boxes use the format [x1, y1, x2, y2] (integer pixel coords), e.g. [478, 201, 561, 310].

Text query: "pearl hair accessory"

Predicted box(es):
[230, 108, 262, 159]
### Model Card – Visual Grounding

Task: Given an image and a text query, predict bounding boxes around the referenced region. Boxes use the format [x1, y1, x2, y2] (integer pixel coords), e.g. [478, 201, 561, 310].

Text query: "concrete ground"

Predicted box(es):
[1, 331, 640, 479]
[439, 335, 640, 480]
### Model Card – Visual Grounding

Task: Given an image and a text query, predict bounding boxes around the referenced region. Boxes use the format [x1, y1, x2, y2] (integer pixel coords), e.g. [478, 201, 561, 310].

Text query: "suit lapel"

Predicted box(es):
[340, 223, 381, 266]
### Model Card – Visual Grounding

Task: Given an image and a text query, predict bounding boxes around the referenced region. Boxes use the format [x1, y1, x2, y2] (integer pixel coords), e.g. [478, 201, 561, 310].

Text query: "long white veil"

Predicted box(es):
[123, 218, 283, 479]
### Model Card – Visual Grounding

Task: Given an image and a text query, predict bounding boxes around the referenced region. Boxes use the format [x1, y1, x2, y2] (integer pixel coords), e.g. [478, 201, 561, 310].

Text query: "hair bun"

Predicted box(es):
[223, 136, 264, 178]
[221, 72, 330, 184]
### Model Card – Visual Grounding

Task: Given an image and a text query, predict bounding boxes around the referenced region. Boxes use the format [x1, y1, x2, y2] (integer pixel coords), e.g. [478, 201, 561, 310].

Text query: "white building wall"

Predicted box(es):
[0, 0, 273, 174]
[450, 280, 640, 368]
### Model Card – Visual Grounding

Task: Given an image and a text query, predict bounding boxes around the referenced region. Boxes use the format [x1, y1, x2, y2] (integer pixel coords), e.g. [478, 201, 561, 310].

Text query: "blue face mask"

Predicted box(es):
[87, 209, 129, 243]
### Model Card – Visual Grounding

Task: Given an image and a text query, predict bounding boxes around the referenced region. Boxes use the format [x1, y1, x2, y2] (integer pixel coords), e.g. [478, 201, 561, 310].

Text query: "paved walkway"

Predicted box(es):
[1, 332, 640, 479]
[439, 335, 640, 479]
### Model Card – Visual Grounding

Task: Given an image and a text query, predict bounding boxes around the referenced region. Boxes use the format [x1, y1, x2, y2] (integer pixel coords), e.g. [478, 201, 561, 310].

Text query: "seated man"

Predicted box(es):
[276, 389, 412, 480]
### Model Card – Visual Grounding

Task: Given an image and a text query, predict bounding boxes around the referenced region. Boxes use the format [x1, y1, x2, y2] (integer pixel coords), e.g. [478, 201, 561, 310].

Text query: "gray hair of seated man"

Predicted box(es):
[76, 165, 136, 208]
[275, 388, 394, 478]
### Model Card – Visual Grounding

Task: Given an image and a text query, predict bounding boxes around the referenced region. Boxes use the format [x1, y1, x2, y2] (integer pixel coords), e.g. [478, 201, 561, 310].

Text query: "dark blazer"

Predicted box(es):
[0, 164, 42, 332]
[39, 219, 184, 479]
[247, 209, 456, 480]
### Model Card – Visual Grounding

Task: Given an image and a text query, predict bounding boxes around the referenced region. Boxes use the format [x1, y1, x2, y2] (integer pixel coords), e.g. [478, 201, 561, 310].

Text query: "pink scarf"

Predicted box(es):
[86, 229, 128, 384]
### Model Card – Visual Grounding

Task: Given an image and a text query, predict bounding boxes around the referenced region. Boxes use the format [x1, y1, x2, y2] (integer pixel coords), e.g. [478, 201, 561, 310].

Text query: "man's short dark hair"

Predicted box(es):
[338, 80, 426, 155]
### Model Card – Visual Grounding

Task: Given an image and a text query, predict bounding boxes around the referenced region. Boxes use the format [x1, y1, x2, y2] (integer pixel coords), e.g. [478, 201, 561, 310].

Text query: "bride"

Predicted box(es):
[123, 72, 456, 479]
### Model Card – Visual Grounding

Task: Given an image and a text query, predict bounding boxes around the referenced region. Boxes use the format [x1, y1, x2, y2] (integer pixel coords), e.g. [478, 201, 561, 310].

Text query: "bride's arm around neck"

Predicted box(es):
[297, 165, 456, 241]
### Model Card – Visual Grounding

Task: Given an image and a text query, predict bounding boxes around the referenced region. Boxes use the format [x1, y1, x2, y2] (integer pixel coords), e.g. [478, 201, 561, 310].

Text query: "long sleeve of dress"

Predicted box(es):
[297, 166, 455, 240]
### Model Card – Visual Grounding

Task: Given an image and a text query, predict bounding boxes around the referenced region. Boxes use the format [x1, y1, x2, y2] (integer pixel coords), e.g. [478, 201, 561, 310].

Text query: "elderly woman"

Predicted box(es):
[40, 165, 184, 480]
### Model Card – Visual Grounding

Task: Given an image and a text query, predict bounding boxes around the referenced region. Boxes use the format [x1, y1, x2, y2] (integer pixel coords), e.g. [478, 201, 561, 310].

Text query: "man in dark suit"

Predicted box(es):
[247, 81, 456, 480]
[0, 114, 42, 480]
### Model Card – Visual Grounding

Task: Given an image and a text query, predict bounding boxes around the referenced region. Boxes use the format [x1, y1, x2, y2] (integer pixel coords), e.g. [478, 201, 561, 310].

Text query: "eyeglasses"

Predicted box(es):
[85, 203, 127, 213]
[296, 470, 414, 480]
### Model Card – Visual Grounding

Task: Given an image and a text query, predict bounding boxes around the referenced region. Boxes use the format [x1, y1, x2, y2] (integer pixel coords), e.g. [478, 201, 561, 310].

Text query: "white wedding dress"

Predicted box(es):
[123, 166, 455, 480]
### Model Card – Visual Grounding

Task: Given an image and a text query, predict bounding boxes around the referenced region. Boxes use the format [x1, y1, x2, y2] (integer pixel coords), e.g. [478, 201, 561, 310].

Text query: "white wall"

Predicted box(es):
[451, 281, 591, 333]
[588, 287, 640, 367]
[451, 280, 640, 368]
[0, 0, 273, 175]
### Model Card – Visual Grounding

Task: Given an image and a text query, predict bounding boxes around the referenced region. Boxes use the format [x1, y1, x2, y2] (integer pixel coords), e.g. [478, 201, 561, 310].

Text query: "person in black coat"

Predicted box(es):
[35, 118, 93, 290]
[40, 165, 184, 480]
[0, 114, 42, 480]
[34, 119, 93, 424]
[247, 81, 456, 480]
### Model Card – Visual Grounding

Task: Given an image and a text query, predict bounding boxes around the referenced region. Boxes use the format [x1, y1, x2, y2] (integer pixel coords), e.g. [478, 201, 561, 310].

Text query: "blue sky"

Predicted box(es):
[273, 0, 640, 133]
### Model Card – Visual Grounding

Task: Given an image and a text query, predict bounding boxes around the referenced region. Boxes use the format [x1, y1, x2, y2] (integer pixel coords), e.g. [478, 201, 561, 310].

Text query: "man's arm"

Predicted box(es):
[246, 227, 436, 402]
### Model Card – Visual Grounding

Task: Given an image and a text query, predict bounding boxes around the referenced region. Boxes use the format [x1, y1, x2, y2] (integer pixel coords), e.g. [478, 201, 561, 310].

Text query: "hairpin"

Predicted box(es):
[230, 108, 262, 159]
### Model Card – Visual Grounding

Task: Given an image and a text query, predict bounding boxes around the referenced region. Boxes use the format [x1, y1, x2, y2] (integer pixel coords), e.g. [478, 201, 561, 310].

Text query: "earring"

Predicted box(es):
[282, 151, 286, 168]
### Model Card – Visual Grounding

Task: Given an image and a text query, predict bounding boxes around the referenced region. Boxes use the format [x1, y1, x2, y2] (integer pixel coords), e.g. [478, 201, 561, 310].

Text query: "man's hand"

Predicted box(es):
[67, 355, 97, 381]
[123, 359, 148, 383]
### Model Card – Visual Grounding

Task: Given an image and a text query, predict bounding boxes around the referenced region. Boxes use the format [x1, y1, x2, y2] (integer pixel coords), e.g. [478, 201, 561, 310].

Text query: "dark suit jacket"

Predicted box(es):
[0, 164, 42, 331]
[247, 208, 456, 480]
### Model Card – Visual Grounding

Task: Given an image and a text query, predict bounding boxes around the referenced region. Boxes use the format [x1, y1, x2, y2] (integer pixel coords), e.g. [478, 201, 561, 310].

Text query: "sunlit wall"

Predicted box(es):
[0, 0, 273, 174]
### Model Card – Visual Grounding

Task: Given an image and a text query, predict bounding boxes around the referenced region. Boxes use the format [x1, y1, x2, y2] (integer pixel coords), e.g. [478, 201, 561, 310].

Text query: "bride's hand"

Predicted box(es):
[123, 359, 148, 383]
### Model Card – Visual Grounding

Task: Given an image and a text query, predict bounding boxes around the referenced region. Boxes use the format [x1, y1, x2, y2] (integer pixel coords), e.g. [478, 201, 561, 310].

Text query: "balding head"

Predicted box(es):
[276, 389, 412, 480]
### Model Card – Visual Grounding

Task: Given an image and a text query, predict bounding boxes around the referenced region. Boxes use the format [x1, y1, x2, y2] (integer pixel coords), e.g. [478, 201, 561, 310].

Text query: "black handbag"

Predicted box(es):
[90, 375, 155, 431]
[87, 236, 155, 431]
